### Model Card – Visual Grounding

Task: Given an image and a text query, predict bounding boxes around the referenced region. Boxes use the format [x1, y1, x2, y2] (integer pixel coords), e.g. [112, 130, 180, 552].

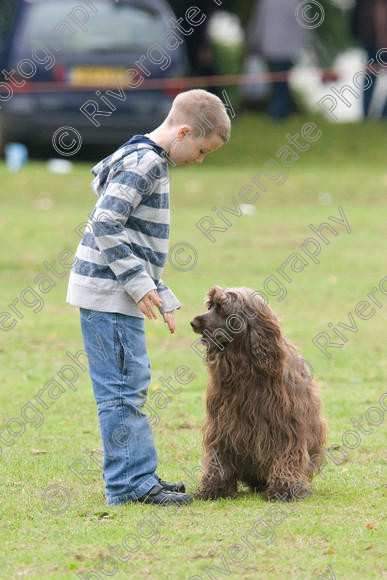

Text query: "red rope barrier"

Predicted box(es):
[0, 68, 336, 94]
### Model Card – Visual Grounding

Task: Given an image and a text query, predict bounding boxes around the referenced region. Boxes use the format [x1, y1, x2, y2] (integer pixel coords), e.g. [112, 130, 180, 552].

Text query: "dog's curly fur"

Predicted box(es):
[190, 286, 328, 501]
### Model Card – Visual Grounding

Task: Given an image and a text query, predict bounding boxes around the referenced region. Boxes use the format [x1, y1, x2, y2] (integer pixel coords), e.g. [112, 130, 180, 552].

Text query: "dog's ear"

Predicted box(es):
[206, 285, 229, 309]
[208, 285, 225, 300]
[248, 323, 285, 375]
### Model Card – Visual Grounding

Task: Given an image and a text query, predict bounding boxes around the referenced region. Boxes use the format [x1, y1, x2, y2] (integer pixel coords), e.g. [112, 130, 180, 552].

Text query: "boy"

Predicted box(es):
[66, 89, 231, 506]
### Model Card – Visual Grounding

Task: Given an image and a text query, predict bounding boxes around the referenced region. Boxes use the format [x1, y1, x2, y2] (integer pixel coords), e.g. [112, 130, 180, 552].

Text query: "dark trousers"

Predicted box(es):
[363, 49, 387, 118]
[267, 60, 293, 120]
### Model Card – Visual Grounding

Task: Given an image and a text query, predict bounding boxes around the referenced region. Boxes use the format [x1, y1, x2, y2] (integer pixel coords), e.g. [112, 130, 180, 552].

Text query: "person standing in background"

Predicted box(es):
[167, 0, 217, 77]
[352, 0, 387, 118]
[247, 0, 311, 120]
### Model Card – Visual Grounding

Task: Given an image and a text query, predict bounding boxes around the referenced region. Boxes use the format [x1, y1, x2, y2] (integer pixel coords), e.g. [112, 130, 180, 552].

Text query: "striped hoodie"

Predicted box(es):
[66, 135, 181, 318]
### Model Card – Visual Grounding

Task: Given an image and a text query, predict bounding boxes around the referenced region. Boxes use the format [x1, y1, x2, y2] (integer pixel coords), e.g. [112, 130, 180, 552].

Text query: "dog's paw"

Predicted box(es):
[193, 490, 216, 501]
[193, 492, 211, 501]
[194, 488, 233, 501]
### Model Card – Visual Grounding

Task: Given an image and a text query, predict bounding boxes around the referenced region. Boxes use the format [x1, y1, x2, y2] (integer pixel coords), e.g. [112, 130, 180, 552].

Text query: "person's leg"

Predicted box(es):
[363, 74, 376, 117]
[362, 45, 387, 118]
[363, 48, 377, 118]
[79, 308, 159, 505]
[267, 60, 293, 120]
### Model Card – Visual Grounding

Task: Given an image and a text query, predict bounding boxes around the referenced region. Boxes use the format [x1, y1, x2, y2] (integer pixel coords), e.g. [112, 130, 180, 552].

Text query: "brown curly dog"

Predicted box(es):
[190, 286, 328, 501]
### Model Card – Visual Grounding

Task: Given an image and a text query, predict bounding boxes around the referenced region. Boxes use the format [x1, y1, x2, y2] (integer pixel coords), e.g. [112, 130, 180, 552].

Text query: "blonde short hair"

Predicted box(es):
[165, 89, 231, 142]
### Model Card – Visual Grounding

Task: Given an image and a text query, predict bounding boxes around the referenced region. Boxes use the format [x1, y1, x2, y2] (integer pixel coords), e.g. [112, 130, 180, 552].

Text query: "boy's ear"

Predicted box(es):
[177, 125, 191, 138]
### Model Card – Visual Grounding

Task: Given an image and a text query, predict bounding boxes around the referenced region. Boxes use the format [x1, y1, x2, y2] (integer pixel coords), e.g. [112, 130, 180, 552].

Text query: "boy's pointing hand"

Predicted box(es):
[163, 311, 175, 334]
[137, 290, 163, 319]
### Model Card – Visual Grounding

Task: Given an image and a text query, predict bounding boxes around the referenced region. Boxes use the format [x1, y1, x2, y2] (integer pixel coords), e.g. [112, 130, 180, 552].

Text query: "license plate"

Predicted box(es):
[70, 66, 126, 87]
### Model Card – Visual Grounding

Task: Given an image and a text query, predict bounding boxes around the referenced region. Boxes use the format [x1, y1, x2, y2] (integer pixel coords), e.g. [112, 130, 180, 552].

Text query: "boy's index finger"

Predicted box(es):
[163, 311, 175, 333]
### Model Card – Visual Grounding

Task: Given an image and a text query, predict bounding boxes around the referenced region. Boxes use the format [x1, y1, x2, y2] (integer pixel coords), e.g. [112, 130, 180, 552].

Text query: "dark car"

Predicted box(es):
[0, 0, 189, 152]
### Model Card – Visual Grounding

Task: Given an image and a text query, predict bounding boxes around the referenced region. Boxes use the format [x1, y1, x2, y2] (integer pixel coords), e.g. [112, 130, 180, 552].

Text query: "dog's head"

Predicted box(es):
[190, 285, 285, 374]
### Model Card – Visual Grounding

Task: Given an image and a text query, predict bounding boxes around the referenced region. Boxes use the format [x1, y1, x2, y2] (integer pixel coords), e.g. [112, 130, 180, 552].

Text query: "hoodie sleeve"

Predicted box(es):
[156, 279, 182, 313]
[90, 166, 157, 304]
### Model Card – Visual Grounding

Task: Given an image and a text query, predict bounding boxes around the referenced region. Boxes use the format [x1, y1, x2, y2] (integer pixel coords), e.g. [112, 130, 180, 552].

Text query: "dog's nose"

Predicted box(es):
[190, 319, 199, 332]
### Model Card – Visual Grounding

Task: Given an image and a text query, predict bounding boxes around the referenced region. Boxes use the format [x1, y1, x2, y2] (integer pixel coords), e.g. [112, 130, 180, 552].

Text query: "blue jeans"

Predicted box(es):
[79, 307, 160, 505]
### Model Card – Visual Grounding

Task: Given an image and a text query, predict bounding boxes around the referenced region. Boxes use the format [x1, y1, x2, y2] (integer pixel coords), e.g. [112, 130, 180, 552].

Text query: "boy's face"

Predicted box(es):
[168, 126, 224, 166]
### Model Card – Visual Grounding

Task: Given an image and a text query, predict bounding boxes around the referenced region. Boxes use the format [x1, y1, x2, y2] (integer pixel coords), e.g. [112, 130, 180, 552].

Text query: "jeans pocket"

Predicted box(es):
[80, 308, 102, 321]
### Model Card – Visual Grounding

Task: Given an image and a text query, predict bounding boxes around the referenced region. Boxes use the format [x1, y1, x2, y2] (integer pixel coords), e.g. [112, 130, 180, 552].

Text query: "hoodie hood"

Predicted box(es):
[90, 135, 167, 198]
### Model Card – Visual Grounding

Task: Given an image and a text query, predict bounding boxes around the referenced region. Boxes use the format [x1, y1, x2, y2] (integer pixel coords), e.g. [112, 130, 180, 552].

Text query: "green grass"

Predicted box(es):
[0, 114, 386, 579]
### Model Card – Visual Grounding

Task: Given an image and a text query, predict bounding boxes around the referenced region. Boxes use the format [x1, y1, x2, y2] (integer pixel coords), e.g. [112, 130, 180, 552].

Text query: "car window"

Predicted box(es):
[21, 1, 166, 53]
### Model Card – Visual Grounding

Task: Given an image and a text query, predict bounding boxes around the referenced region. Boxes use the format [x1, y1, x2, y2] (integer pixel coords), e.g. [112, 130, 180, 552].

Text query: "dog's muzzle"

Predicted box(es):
[190, 319, 201, 333]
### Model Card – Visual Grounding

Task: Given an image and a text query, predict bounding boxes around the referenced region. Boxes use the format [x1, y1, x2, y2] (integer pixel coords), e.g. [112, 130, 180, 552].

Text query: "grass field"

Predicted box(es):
[0, 114, 386, 579]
